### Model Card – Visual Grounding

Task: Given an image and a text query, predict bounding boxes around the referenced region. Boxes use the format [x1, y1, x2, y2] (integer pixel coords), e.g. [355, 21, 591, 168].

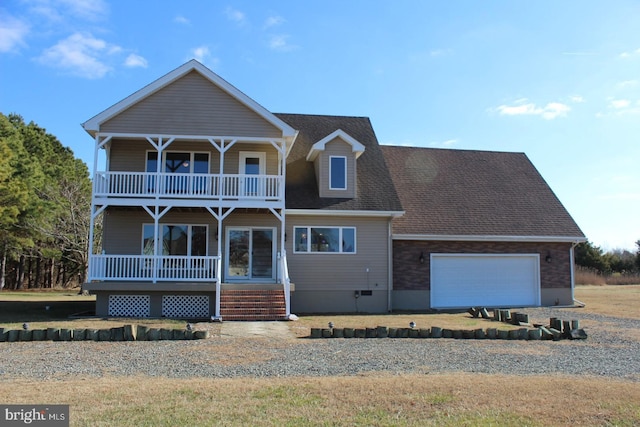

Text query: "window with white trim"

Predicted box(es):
[294, 227, 356, 253]
[142, 224, 208, 256]
[146, 151, 210, 194]
[146, 151, 209, 174]
[329, 156, 347, 190]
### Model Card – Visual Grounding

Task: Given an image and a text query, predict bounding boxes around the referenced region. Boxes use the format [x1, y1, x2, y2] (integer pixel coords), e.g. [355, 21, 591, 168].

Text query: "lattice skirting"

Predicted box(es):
[108, 295, 150, 317]
[162, 295, 210, 318]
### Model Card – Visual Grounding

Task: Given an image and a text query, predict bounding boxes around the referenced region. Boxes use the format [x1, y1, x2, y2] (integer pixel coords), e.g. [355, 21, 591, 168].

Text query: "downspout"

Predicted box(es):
[387, 219, 393, 312]
[570, 241, 586, 307]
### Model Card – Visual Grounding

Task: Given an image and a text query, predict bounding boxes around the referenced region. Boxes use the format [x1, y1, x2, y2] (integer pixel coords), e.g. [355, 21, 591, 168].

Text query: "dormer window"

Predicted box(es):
[330, 156, 347, 190]
[306, 129, 365, 199]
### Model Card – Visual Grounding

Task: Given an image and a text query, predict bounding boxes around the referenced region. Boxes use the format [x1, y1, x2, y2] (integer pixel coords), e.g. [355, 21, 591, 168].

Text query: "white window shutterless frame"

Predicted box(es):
[329, 156, 347, 190]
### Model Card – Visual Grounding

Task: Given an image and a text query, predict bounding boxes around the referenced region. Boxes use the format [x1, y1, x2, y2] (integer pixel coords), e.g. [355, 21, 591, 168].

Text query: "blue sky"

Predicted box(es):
[1, 1, 639, 251]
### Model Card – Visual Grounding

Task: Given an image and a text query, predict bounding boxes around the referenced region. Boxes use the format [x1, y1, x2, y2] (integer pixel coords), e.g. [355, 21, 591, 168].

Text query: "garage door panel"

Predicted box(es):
[431, 255, 540, 309]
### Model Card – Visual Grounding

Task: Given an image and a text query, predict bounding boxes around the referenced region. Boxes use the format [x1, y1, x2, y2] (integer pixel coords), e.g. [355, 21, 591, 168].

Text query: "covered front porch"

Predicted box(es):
[87, 207, 292, 319]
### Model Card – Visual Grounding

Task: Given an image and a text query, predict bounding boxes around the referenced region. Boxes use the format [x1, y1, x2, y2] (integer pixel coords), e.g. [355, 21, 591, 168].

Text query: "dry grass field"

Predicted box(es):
[1, 285, 639, 426]
[3, 374, 639, 426]
[573, 284, 640, 319]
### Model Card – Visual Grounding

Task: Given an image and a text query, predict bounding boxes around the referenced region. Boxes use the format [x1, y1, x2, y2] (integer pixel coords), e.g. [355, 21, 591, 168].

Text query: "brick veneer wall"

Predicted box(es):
[392, 240, 573, 291]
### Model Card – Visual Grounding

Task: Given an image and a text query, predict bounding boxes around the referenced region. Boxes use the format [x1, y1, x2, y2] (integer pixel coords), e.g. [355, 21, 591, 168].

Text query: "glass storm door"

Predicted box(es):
[251, 229, 273, 279]
[226, 228, 274, 281]
[239, 152, 265, 197]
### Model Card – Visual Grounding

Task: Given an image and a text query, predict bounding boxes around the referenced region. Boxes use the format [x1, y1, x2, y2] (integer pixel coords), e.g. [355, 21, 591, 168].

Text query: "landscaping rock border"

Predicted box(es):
[309, 308, 588, 341]
[0, 326, 209, 342]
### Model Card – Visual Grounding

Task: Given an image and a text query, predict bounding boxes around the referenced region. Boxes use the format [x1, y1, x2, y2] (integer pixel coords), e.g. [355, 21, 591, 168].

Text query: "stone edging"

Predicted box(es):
[309, 309, 588, 341]
[0, 326, 209, 342]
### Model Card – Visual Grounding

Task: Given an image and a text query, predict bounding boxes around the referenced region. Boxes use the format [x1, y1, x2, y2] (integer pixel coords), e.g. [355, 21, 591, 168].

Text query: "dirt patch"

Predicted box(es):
[220, 321, 296, 339]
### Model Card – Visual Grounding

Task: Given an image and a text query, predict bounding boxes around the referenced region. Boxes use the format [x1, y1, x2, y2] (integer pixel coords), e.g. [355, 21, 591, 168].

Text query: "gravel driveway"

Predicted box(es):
[1, 307, 638, 381]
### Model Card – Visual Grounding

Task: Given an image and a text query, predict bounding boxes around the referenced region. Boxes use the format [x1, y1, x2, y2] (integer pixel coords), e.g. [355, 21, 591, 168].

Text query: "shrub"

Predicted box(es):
[575, 266, 640, 286]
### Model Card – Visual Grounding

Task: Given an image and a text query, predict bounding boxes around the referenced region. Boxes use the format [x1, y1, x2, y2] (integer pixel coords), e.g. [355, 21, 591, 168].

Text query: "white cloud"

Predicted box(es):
[0, 13, 29, 52]
[59, 0, 108, 21]
[225, 7, 246, 25]
[540, 102, 571, 119]
[188, 46, 219, 68]
[495, 99, 571, 120]
[569, 95, 585, 103]
[617, 80, 638, 89]
[174, 15, 190, 25]
[610, 99, 631, 109]
[597, 98, 640, 117]
[264, 15, 285, 28]
[190, 46, 210, 62]
[430, 139, 458, 147]
[28, 0, 108, 22]
[429, 48, 453, 57]
[268, 34, 297, 52]
[36, 32, 119, 79]
[619, 48, 640, 58]
[124, 53, 147, 68]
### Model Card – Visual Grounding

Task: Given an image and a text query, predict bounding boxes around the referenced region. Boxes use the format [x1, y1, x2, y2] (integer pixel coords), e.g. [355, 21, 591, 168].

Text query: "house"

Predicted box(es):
[82, 60, 585, 319]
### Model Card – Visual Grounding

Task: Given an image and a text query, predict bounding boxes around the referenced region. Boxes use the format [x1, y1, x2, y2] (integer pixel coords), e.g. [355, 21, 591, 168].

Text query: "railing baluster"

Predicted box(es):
[96, 172, 282, 200]
[91, 255, 220, 281]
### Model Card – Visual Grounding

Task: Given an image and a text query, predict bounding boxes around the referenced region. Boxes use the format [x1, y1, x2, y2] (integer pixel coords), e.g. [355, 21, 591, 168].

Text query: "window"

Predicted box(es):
[329, 156, 347, 190]
[146, 151, 210, 193]
[146, 151, 210, 174]
[294, 226, 356, 253]
[142, 224, 207, 256]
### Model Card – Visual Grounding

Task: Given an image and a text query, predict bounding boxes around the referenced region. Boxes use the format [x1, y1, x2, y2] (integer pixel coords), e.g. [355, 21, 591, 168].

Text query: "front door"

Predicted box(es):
[226, 227, 275, 281]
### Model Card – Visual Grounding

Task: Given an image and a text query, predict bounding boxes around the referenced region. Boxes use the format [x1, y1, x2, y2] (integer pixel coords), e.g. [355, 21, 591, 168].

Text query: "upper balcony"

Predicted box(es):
[93, 171, 283, 204]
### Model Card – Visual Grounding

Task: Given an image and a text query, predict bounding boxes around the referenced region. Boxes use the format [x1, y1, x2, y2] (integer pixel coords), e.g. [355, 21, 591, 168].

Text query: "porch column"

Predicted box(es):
[142, 205, 171, 284]
[87, 204, 107, 282]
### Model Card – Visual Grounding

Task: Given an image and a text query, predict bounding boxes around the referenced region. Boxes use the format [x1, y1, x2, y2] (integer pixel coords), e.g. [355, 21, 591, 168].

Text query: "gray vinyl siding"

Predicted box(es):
[103, 209, 219, 255]
[317, 138, 357, 198]
[286, 215, 390, 291]
[102, 209, 281, 256]
[100, 70, 282, 138]
[108, 139, 279, 175]
[222, 212, 281, 229]
[108, 139, 147, 172]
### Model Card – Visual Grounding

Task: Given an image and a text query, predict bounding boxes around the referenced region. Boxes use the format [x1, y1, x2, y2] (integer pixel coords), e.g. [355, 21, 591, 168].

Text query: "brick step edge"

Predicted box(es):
[221, 310, 287, 316]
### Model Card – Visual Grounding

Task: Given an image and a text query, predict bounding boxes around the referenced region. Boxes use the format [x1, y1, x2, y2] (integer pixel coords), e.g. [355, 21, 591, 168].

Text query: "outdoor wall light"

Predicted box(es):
[545, 253, 552, 263]
[419, 252, 425, 264]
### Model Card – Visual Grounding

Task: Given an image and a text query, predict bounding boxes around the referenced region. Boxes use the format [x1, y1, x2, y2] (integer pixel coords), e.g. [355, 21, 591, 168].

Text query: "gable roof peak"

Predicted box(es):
[82, 59, 296, 139]
[306, 129, 366, 161]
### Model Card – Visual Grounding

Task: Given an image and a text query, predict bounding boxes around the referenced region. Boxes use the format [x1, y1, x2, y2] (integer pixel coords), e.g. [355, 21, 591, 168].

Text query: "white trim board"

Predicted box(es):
[287, 209, 404, 218]
[393, 234, 586, 243]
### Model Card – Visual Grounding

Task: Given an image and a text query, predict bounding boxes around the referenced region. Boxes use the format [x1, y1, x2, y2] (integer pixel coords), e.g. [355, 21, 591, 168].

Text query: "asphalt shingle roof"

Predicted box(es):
[380, 145, 585, 238]
[276, 113, 403, 212]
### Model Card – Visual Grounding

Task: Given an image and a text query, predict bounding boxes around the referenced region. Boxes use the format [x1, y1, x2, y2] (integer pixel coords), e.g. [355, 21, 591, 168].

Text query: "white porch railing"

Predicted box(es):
[281, 250, 291, 317]
[93, 172, 281, 200]
[89, 255, 219, 282]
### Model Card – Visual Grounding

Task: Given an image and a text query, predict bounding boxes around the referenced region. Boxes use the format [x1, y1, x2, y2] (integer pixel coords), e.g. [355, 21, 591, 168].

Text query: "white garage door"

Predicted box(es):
[430, 254, 540, 309]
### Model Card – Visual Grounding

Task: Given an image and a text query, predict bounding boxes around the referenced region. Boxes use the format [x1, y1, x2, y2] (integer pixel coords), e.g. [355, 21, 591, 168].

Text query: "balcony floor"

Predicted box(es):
[83, 282, 295, 292]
